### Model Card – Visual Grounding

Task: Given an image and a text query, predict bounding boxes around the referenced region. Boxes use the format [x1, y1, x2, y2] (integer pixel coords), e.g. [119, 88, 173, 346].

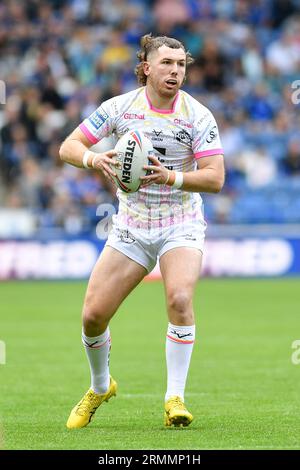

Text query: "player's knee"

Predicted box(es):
[168, 291, 191, 317]
[83, 309, 99, 330]
[82, 301, 105, 329]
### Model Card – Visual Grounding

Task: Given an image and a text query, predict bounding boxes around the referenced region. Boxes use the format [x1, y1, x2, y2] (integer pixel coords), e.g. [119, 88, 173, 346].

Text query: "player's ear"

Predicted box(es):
[143, 61, 150, 76]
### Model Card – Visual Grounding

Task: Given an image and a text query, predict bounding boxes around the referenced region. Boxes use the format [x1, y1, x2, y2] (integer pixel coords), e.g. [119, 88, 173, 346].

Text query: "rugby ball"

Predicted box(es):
[112, 130, 153, 193]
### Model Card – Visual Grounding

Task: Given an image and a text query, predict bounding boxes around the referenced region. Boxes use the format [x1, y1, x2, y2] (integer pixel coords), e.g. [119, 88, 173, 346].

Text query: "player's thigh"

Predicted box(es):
[159, 247, 202, 305]
[84, 246, 147, 318]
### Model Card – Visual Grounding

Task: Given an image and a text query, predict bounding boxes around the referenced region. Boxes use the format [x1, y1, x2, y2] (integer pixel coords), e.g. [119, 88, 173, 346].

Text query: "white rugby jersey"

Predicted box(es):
[79, 87, 223, 231]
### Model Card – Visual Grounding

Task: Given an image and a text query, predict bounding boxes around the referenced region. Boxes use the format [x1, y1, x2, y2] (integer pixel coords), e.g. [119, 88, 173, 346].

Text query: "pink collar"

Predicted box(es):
[145, 88, 179, 114]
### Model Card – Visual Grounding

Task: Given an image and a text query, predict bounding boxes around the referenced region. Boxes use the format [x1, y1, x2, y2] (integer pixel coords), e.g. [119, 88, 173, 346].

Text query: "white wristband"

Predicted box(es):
[91, 154, 98, 169]
[172, 171, 184, 189]
[82, 150, 94, 169]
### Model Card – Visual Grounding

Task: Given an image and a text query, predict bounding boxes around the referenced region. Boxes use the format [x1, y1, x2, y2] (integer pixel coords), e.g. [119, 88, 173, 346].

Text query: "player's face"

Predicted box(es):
[145, 45, 186, 98]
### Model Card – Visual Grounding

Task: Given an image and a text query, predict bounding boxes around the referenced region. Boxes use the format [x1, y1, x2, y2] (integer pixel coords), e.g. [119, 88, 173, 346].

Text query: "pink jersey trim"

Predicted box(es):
[145, 89, 179, 114]
[194, 148, 223, 159]
[79, 123, 99, 144]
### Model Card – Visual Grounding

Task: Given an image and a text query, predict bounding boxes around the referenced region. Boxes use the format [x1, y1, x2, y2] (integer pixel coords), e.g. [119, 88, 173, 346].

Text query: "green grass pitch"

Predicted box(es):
[0, 279, 299, 450]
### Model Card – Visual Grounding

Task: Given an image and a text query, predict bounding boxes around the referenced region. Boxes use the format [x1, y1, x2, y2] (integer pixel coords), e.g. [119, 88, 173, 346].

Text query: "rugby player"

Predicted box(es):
[60, 34, 225, 428]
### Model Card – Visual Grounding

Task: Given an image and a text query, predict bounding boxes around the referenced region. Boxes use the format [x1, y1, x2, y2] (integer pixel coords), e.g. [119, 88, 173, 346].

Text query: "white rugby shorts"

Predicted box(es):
[106, 221, 206, 273]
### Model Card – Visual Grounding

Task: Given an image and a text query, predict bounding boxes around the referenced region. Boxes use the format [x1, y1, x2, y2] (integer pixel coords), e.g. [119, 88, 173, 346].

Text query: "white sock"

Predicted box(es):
[82, 328, 111, 394]
[165, 323, 195, 402]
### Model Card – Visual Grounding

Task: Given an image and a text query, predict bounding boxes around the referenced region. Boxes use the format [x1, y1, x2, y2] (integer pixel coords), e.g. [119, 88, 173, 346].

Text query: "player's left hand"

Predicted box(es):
[140, 155, 169, 187]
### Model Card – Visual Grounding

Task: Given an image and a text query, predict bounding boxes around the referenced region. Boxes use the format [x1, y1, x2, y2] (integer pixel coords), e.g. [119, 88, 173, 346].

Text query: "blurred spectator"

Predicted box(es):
[271, 0, 298, 28]
[237, 147, 277, 189]
[281, 139, 300, 176]
[153, 0, 189, 34]
[266, 21, 300, 75]
[1, 0, 300, 232]
[195, 38, 229, 92]
[246, 82, 275, 121]
[241, 37, 264, 83]
[17, 157, 43, 208]
[100, 30, 132, 69]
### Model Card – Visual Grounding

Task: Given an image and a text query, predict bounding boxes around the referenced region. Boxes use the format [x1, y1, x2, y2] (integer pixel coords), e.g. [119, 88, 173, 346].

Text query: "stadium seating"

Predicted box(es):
[0, 0, 300, 233]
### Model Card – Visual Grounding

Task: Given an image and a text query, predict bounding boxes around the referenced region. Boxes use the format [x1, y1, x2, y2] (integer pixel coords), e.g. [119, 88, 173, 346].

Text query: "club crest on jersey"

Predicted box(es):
[172, 129, 192, 145]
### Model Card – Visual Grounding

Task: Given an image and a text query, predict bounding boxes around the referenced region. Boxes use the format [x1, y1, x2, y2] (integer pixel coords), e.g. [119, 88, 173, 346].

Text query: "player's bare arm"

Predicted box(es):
[59, 127, 118, 180]
[141, 154, 225, 193]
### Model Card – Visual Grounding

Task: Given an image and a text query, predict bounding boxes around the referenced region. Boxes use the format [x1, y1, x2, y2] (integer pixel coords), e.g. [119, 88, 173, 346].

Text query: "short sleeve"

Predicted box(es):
[192, 109, 223, 159]
[79, 100, 115, 144]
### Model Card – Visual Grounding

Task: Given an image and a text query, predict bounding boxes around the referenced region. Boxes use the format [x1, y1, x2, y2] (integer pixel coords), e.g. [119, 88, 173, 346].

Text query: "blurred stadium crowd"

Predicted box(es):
[1, 0, 300, 235]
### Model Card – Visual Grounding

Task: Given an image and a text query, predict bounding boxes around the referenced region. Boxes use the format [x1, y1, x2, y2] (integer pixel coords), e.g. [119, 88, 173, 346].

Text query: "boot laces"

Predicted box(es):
[76, 391, 98, 416]
[169, 396, 185, 410]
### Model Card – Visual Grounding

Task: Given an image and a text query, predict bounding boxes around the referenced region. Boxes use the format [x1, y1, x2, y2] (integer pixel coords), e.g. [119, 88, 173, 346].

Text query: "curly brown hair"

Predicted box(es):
[135, 33, 194, 86]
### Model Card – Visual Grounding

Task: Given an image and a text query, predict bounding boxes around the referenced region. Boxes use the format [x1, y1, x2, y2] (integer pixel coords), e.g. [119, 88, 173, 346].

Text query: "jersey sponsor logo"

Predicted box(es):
[174, 118, 192, 129]
[89, 108, 108, 130]
[206, 125, 217, 143]
[172, 129, 192, 145]
[152, 129, 164, 141]
[123, 112, 145, 120]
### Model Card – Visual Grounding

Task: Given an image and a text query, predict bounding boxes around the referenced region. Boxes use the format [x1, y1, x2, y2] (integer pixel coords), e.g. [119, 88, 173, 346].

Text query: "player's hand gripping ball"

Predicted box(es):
[112, 130, 154, 192]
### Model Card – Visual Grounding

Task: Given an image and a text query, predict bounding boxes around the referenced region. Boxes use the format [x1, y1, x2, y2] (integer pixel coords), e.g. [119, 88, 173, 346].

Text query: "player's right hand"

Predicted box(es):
[91, 150, 118, 181]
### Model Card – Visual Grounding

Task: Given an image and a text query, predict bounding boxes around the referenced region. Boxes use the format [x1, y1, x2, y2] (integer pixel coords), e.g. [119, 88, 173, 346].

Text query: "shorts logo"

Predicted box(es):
[89, 108, 109, 130]
[117, 229, 136, 244]
[184, 233, 196, 241]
